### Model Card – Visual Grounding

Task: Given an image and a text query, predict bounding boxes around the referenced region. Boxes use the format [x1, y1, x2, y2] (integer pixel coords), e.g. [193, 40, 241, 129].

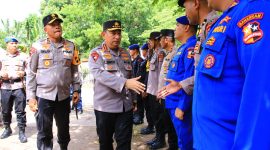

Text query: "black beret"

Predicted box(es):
[159, 29, 175, 38]
[43, 13, 63, 27]
[148, 32, 161, 40]
[103, 20, 122, 31]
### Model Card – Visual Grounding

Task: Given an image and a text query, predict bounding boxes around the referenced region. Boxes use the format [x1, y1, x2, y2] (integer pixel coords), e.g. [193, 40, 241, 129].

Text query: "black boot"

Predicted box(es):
[149, 137, 166, 149]
[18, 128, 27, 143]
[60, 144, 68, 150]
[0, 125, 12, 139]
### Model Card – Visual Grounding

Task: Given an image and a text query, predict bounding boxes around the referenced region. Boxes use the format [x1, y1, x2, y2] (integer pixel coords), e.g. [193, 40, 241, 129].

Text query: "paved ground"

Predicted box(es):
[0, 80, 169, 150]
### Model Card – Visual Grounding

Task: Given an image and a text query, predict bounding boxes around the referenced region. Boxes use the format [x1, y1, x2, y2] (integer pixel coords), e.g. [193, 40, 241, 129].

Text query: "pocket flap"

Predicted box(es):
[204, 34, 226, 53]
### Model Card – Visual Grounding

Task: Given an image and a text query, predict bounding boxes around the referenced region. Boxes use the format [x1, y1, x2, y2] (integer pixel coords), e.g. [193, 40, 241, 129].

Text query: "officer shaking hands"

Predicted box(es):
[89, 20, 145, 150]
[26, 13, 81, 150]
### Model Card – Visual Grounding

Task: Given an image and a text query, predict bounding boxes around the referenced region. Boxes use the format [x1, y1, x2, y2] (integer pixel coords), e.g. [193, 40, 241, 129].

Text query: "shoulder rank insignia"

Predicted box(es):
[237, 13, 264, 28]
[206, 36, 216, 46]
[242, 21, 263, 44]
[219, 16, 231, 24]
[91, 51, 99, 62]
[204, 54, 215, 69]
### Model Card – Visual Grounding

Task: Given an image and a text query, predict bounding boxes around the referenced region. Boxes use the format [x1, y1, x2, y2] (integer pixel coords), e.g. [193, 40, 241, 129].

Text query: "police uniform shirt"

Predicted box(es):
[158, 47, 176, 91]
[0, 51, 27, 90]
[165, 36, 196, 110]
[146, 48, 165, 96]
[179, 11, 219, 95]
[89, 43, 134, 113]
[193, 1, 270, 149]
[26, 38, 81, 101]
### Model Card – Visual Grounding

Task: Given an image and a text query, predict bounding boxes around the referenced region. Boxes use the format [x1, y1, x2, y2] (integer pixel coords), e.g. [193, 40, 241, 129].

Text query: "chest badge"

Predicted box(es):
[204, 54, 215, 69]
[242, 21, 263, 44]
[44, 60, 51, 67]
[206, 36, 216, 46]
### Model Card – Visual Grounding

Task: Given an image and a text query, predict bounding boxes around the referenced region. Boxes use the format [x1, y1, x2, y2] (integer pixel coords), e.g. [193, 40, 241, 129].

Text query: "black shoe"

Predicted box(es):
[133, 117, 143, 125]
[140, 126, 155, 135]
[80, 110, 83, 114]
[18, 128, 27, 143]
[146, 137, 157, 145]
[149, 140, 166, 149]
[60, 144, 68, 150]
[0, 126, 12, 139]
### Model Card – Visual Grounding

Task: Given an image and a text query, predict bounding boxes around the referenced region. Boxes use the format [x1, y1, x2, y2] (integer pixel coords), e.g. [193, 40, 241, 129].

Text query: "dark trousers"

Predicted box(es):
[95, 110, 133, 150]
[149, 94, 165, 140]
[36, 97, 70, 150]
[133, 94, 144, 120]
[1, 88, 26, 128]
[164, 108, 178, 148]
[142, 94, 153, 127]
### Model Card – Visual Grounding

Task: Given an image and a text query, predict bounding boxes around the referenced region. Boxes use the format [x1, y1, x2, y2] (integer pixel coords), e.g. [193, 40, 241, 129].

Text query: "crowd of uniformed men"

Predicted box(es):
[0, 0, 270, 150]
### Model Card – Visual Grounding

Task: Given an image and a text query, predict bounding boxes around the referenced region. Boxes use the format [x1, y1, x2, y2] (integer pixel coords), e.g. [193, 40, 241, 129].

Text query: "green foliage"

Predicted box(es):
[0, 0, 185, 58]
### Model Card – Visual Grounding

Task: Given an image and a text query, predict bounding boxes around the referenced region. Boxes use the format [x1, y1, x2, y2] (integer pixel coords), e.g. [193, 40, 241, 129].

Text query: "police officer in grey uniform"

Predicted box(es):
[146, 31, 167, 149]
[26, 14, 81, 150]
[89, 20, 145, 150]
[0, 37, 27, 143]
[158, 29, 178, 150]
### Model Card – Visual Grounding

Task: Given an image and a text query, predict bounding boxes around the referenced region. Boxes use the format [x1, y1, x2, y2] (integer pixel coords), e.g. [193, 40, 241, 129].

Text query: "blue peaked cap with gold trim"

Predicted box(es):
[4, 37, 19, 43]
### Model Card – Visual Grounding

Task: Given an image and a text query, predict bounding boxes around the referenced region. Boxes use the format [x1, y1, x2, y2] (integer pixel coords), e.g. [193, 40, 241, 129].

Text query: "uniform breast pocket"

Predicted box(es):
[15, 60, 24, 71]
[63, 55, 72, 67]
[40, 54, 53, 68]
[197, 34, 228, 78]
[104, 63, 118, 72]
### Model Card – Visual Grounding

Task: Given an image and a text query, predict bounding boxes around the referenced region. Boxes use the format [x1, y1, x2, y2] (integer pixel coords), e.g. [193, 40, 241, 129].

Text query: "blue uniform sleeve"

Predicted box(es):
[232, 1, 270, 149]
[177, 46, 195, 111]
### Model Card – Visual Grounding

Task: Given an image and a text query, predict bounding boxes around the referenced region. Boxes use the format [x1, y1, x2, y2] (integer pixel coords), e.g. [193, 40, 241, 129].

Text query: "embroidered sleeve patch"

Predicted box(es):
[237, 13, 264, 28]
[91, 51, 99, 62]
[72, 46, 81, 65]
[30, 47, 37, 56]
[187, 47, 195, 59]
[242, 21, 263, 44]
[158, 52, 165, 62]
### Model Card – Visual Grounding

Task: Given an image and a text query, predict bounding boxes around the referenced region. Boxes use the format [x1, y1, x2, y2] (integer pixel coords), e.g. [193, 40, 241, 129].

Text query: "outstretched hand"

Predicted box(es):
[125, 76, 145, 94]
[157, 78, 182, 99]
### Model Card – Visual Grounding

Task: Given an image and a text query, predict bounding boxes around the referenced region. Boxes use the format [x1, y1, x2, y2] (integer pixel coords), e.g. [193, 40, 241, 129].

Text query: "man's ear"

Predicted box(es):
[184, 25, 190, 32]
[44, 26, 47, 33]
[101, 31, 106, 39]
[194, 0, 200, 9]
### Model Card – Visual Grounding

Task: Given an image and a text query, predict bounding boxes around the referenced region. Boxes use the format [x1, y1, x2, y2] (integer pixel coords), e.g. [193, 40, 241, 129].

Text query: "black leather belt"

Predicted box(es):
[2, 78, 22, 83]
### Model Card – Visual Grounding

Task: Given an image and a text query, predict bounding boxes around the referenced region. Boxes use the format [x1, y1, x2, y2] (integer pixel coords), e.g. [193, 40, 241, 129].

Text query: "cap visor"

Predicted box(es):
[107, 28, 122, 31]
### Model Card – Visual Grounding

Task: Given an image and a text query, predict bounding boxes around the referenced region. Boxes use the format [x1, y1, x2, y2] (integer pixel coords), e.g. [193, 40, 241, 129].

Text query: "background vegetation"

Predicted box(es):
[0, 0, 184, 59]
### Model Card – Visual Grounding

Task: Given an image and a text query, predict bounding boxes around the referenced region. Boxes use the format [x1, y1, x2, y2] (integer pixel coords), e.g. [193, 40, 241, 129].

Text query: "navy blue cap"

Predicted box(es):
[141, 43, 148, 50]
[176, 16, 190, 25]
[128, 44, 140, 50]
[4, 37, 19, 43]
